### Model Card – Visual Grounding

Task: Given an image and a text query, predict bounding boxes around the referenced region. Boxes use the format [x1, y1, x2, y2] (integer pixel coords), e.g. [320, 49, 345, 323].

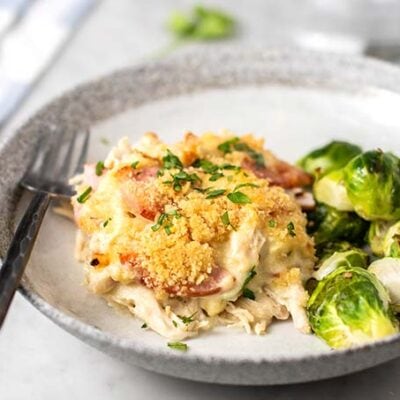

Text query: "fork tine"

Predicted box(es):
[39, 130, 67, 178]
[55, 132, 78, 181]
[73, 129, 90, 175]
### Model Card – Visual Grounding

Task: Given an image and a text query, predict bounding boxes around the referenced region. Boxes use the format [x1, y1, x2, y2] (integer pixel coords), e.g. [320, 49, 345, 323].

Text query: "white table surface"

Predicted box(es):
[1, 1, 400, 399]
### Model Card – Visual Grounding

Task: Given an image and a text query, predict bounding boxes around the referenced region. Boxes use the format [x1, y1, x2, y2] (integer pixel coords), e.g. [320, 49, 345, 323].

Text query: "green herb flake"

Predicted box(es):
[131, 160, 139, 169]
[221, 211, 230, 226]
[209, 172, 224, 181]
[162, 149, 183, 170]
[287, 221, 296, 237]
[241, 267, 257, 301]
[217, 137, 240, 154]
[177, 312, 197, 325]
[151, 210, 181, 233]
[193, 159, 219, 174]
[242, 266, 257, 289]
[268, 219, 277, 228]
[220, 163, 241, 171]
[141, 323, 148, 329]
[193, 187, 208, 193]
[164, 224, 172, 235]
[172, 320, 178, 328]
[233, 183, 260, 192]
[233, 142, 265, 167]
[165, 170, 201, 192]
[242, 288, 256, 300]
[206, 189, 226, 199]
[227, 191, 251, 204]
[77, 186, 92, 204]
[103, 218, 112, 228]
[95, 161, 105, 176]
[167, 341, 188, 352]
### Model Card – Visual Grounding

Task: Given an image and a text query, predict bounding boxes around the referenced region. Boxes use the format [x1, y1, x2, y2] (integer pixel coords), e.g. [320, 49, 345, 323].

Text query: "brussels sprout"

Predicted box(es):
[298, 141, 362, 178]
[369, 258, 400, 312]
[307, 203, 369, 245]
[382, 221, 400, 258]
[313, 169, 354, 211]
[368, 221, 392, 256]
[307, 266, 399, 349]
[343, 150, 400, 221]
[313, 249, 368, 281]
[315, 241, 355, 262]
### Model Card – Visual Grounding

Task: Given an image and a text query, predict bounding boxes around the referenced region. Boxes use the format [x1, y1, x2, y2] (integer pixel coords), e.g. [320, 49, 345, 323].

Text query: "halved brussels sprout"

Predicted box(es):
[343, 150, 400, 221]
[307, 203, 369, 245]
[313, 249, 368, 281]
[307, 266, 398, 349]
[298, 141, 362, 178]
[383, 221, 400, 258]
[315, 241, 355, 262]
[313, 170, 354, 211]
[368, 221, 392, 257]
[369, 258, 400, 312]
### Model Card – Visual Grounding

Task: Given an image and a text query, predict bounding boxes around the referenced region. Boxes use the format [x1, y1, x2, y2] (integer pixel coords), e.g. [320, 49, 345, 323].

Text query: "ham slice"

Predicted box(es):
[242, 158, 313, 189]
[117, 166, 162, 221]
[121, 252, 232, 298]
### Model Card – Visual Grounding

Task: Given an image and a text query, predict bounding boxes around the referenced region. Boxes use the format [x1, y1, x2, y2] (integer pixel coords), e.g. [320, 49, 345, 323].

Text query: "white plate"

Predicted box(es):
[4, 48, 400, 384]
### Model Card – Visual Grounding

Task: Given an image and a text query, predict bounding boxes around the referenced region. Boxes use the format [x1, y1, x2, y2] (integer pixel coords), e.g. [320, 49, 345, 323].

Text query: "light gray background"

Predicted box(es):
[1, 1, 400, 399]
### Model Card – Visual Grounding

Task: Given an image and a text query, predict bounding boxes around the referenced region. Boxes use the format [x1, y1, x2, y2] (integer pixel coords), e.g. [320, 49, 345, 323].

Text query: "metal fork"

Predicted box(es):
[0, 129, 89, 328]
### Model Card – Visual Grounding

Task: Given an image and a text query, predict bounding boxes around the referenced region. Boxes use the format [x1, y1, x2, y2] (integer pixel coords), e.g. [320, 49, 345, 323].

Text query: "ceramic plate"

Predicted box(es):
[3, 48, 400, 385]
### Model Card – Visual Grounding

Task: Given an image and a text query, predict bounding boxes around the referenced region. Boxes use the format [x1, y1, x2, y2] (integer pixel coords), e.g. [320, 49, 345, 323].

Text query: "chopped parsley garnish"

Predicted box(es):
[151, 209, 181, 234]
[217, 137, 240, 154]
[177, 312, 196, 325]
[217, 138, 265, 167]
[141, 323, 148, 329]
[221, 211, 230, 226]
[162, 149, 183, 170]
[206, 189, 226, 199]
[233, 142, 265, 167]
[233, 183, 260, 191]
[287, 221, 296, 237]
[221, 211, 236, 230]
[166, 170, 201, 192]
[241, 266, 257, 300]
[193, 187, 208, 193]
[227, 191, 251, 204]
[268, 219, 277, 228]
[242, 266, 257, 288]
[193, 159, 219, 174]
[131, 160, 139, 169]
[242, 288, 256, 300]
[172, 320, 178, 328]
[220, 163, 241, 171]
[103, 218, 112, 228]
[77, 186, 92, 203]
[95, 161, 105, 176]
[167, 341, 188, 351]
[209, 172, 224, 181]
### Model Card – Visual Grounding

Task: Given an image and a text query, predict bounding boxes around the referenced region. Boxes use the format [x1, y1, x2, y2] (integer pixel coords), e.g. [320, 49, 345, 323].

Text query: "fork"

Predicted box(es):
[0, 129, 89, 328]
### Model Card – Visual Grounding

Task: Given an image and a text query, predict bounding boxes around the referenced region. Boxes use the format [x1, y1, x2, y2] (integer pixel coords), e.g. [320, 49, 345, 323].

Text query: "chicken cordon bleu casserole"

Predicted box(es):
[71, 132, 316, 341]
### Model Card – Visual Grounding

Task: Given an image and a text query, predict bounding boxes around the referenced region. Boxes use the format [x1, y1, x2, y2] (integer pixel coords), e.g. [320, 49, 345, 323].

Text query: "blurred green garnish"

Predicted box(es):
[167, 5, 235, 41]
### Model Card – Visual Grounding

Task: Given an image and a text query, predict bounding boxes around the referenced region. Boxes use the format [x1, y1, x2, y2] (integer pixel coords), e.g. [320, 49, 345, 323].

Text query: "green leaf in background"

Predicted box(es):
[167, 5, 236, 41]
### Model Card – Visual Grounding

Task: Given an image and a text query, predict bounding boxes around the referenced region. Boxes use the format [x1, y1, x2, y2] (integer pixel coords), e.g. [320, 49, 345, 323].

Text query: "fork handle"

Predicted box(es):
[0, 191, 51, 328]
